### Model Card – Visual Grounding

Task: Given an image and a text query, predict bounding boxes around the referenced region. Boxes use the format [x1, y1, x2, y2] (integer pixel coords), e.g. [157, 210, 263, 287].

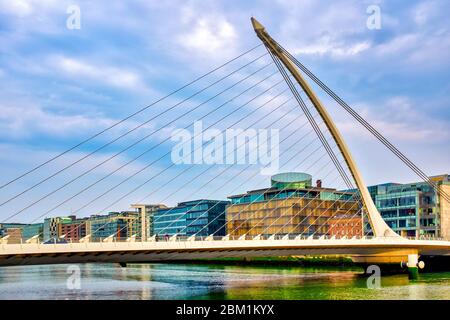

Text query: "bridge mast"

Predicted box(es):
[251, 17, 399, 238]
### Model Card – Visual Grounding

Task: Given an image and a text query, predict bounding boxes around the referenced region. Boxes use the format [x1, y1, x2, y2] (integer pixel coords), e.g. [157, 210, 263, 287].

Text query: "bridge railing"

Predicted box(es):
[1, 234, 446, 246]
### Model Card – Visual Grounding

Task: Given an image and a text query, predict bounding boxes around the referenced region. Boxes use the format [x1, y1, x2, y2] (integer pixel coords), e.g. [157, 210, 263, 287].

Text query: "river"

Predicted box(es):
[0, 263, 448, 299]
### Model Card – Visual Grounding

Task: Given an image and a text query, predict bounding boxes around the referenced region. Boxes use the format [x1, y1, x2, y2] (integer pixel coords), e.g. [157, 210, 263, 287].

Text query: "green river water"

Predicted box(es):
[0, 263, 448, 299]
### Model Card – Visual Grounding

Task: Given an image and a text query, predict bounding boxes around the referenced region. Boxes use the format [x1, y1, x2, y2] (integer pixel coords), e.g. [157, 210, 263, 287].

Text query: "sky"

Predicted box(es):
[0, 0, 449, 223]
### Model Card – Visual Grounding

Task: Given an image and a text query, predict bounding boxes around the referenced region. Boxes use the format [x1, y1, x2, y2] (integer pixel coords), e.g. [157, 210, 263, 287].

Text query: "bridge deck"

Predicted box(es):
[1, 238, 449, 266]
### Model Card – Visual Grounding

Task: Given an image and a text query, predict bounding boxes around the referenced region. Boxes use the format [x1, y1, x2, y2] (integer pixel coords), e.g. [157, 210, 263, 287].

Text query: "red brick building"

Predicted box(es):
[58, 219, 87, 242]
[328, 214, 362, 238]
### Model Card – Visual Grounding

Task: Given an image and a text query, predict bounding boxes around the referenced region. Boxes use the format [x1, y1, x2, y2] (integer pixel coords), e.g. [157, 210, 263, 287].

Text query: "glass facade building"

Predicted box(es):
[153, 199, 229, 237]
[227, 172, 361, 238]
[366, 174, 450, 239]
[43, 217, 73, 242]
[130, 204, 167, 240]
[22, 223, 44, 241]
[270, 172, 312, 190]
[89, 212, 139, 241]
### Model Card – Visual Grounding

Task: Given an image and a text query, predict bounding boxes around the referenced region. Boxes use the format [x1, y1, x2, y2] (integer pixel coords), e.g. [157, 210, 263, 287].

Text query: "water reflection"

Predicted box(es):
[0, 263, 448, 300]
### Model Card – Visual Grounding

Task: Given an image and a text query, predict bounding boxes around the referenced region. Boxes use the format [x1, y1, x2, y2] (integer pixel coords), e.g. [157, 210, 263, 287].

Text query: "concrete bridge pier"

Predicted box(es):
[405, 254, 426, 280]
[398, 254, 425, 279]
[407, 254, 419, 279]
[349, 248, 427, 279]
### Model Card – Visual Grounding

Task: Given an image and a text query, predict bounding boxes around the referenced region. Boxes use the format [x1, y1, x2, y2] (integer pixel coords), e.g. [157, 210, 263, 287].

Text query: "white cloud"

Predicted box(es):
[0, 0, 67, 16]
[0, 0, 71, 38]
[176, 14, 238, 59]
[371, 29, 450, 68]
[0, 101, 114, 139]
[274, 0, 450, 68]
[0, 94, 166, 145]
[294, 39, 371, 57]
[375, 34, 419, 55]
[276, 0, 373, 59]
[51, 56, 148, 92]
[0, 144, 147, 179]
[0, 0, 33, 17]
[335, 96, 450, 143]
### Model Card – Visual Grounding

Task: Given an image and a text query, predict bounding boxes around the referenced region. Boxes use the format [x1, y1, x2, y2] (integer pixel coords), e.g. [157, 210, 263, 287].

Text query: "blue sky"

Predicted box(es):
[0, 0, 449, 222]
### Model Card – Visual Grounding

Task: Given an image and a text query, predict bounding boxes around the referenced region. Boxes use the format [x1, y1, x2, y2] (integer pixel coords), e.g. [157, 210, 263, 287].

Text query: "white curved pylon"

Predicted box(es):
[251, 17, 399, 238]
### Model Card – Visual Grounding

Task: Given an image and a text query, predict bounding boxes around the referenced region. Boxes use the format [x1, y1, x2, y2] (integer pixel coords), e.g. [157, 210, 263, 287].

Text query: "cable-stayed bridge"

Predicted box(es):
[0, 18, 449, 274]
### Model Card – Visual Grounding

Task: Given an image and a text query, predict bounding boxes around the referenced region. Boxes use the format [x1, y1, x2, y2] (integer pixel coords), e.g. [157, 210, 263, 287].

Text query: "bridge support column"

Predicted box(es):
[407, 254, 419, 280]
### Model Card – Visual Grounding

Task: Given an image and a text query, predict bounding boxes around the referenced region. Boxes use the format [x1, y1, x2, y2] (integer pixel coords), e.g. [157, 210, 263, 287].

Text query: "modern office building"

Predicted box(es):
[88, 211, 140, 241]
[58, 217, 88, 242]
[43, 216, 73, 242]
[22, 223, 44, 241]
[327, 214, 362, 238]
[1, 223, 43, 242]
[226, 172, 360, 237]
[153, 199, 229, 237]
[0, 223, 25, 238]
[0, 224, 25, 243]
[2, 228, 23, 244]
[367, 174, 450, 239]
[130, 204, 167, 241]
